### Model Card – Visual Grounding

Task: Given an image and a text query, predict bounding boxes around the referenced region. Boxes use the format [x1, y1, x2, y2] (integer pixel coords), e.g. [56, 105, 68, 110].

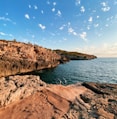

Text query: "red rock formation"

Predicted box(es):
[0, 40, 61, 77]
[0, 75, 117, 119]
[0, 40, 116, 119]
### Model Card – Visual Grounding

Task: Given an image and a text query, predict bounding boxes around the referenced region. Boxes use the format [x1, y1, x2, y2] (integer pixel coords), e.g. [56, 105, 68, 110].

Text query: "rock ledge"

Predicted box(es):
[0, 75, 117, 119]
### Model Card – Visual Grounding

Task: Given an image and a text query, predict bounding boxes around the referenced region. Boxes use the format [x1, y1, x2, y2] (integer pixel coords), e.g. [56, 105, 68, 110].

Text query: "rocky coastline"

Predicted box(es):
[0, 40, 117, 119]
[0, 75, 117, 119]
[0, 40, 61, 78]
[54, 49, 97, 62]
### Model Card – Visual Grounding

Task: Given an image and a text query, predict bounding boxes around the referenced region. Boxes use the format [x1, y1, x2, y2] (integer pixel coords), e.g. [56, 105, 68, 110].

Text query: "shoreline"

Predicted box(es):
[0, 75, 117, 119]
[0, 40, 116, 118]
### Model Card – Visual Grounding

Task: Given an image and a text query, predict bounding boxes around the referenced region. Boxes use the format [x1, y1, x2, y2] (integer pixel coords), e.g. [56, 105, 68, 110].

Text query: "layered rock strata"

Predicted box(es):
[0, 40, 61, 77]
[0, 75, 117, 119]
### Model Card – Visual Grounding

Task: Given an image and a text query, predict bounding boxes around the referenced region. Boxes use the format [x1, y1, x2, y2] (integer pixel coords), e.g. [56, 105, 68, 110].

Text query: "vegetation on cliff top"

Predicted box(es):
[54, 49, 97, 60]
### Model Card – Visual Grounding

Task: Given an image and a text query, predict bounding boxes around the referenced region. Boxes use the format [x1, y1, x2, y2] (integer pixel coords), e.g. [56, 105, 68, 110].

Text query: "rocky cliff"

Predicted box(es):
[55, 49, 97, 62]
[0, 40, 116, 119]
[0, 40, 61, 77]
[0, 75, 117, 119]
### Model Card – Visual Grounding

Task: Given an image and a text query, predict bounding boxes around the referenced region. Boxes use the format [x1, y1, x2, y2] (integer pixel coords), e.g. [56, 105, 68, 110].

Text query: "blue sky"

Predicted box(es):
[0, 0, 117, 57]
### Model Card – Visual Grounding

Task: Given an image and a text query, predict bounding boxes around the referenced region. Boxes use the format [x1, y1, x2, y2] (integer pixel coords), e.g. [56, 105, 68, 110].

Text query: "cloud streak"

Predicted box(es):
[76, 43, 117, 57]
[0, 31, 13, 37]
[0, 16, 16, 24]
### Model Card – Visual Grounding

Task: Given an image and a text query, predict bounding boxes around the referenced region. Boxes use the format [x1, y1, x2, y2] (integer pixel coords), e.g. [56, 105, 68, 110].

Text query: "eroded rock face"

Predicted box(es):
[0, 75, 46, 107]
[0, 40, 61, 77]
[0, 75, 117, 119]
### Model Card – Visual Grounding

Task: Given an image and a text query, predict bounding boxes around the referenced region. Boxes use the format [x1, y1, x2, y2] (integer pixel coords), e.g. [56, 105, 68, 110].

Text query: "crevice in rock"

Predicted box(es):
[82, 82, 107, 95]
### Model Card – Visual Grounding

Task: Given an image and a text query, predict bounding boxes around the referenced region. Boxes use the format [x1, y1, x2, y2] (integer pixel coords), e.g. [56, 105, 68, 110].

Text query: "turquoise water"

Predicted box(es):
[38, 58, 117, 85]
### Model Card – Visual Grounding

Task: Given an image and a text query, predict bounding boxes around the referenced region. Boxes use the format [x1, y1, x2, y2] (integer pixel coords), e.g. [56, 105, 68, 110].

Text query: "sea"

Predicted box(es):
[38, 58, 117, 85]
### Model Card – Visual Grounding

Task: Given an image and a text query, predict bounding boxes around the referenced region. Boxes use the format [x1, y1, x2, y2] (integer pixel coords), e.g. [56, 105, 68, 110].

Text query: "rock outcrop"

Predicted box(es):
[55, 49, 97, 61]
[0, 40, 61, 77]
[0, 40, 116, 119]
[0, 75, 46, 107]
[0, 75, 117, 119]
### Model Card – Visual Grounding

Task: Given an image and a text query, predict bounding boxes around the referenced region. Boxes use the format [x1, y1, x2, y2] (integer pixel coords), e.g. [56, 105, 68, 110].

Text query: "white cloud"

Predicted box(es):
[56, 10, 62, 17]
[73, 32, 77, 36]
[75, 0, 80, 6]
[80, 6, 85, 13]
[0, 31, 13, 37]
[59, 26, 64, 30]
[53, 2, 57, 6]
[41, 10, 44, 14]
[59, 24, 66, 30]
[80, 32, 87, 41]
[105, 24, 109, 27]
[28, 5, 31, 9]
[0, 32, 6, 36]
[38, 24, 46, 30]
[25, 14, 30, 20]
[101, 2, 111, 12]
[94, 24, 99, 28]
[87, 26, 90, 30]
[0, 17, 11, 22]
[106, 16, 114, 21]
[77, 43, 117, 57]
[88, 17, 93, 22]
[52, 8, 55, 12]
[101, 2, 107, 7]
[0, 16, 16, 24]
[34, 5, 38, 10]
[97, 16, 100, 19]
[68, 27, 77, 36]
[68, 28, 74, 33]
[5, 13, 8, 16]
[102, 7, 110, 12]
[47, 1, 50, 5]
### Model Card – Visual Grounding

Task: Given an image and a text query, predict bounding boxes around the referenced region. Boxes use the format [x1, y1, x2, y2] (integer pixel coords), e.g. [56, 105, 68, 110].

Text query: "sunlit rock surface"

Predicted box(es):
[0, 40, 116, 119]
[0, 40, 61, 77]
[0, 75, 117, 119]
